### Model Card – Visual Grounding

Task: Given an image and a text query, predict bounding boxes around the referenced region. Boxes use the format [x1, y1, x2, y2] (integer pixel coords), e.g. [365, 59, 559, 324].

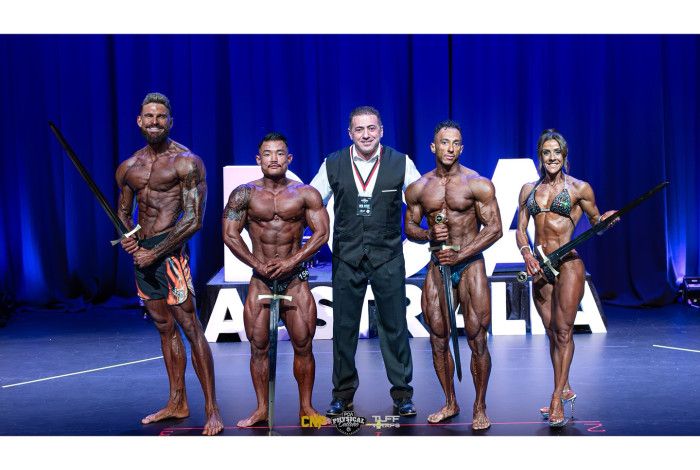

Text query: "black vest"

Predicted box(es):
[326, 145, 406, 268]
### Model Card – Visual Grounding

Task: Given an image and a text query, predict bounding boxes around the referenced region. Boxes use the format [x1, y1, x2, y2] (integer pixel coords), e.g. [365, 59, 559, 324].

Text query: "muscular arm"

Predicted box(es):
[577, 181, 617, 232]
[115, 161, 137, 233]
[459, 177, 503, 259]
[577, 181, 603, 226]
[115, 160, 140, 255]
[516, 183, 540, 275]
[280, 186, 330, 268]
[149, 155, 207, 260]
[404, 181, 429, 242]
[515, 183, 533, 252]
[222, 184, 262, 271]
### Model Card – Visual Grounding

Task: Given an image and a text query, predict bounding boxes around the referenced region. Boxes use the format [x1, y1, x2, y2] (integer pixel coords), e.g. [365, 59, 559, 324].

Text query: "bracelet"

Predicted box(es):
[519, 245, 532, 255]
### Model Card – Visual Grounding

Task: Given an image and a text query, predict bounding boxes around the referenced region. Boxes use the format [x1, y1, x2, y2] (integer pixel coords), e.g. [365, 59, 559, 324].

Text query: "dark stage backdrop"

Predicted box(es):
[0, 35, 698, 308]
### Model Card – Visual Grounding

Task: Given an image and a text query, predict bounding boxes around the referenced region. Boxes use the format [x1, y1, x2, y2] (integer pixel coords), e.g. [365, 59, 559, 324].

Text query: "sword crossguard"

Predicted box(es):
[536, 245, 560, 277]
[110, 224, 142, 246]
[257, 294, 293, 301]
[428, 244, 461, 252]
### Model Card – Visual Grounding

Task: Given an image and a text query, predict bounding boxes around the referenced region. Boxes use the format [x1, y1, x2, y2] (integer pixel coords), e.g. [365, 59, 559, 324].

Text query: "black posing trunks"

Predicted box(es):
[431, 253, 485, 287]
[252, 265, 309, 294]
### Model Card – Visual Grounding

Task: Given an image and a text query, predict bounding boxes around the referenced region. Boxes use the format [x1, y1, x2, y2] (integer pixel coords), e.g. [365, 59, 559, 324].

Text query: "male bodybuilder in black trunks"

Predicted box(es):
[116, 92, 223, 435]
[404, 120, 503, 430]
[222, 132, 330, 427]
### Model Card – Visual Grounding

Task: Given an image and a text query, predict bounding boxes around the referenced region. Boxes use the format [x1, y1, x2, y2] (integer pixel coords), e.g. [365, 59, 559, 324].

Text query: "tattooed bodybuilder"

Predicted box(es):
[116, 92, 223, 435]
[223, 132, 330, 427]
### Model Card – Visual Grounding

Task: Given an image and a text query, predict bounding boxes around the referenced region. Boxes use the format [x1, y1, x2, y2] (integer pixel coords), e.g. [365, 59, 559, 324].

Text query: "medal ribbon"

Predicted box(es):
[351, 145, 383, 192]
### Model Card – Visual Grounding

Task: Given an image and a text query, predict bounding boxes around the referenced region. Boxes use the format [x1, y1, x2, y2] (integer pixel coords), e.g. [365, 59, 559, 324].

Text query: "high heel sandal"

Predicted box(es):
[546, 394, 570, 428]
[548, 412, 568, 428]
[540, 389, 577, 420]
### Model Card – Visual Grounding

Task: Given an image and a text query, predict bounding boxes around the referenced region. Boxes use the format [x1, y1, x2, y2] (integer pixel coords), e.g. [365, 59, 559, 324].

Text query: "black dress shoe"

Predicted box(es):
[393, 398, 417, 417]
[326, 398, 354, 417]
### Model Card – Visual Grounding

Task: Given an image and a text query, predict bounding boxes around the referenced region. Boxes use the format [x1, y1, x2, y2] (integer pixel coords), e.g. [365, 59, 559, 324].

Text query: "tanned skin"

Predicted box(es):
[116, 101, 223, 436]
[223, 138, 330, 427]
[405, 126, 502, 430]
[516, 138, 616, 425]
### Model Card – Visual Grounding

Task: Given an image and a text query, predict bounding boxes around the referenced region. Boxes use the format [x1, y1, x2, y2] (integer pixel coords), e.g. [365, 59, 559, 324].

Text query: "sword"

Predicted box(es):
[429, 211, 462, 382]
[518, 181, 669, 283]
[257, 280, 292, 433]
[49, 122, 141, 245]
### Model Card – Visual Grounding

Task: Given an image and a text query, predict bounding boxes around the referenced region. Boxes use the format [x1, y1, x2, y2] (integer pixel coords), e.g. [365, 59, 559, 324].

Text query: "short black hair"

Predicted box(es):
[258, 132, 288, 150]
[141, 92, 172, 115]
[348, 106, 382, 128]
[433, 119, 461, 138]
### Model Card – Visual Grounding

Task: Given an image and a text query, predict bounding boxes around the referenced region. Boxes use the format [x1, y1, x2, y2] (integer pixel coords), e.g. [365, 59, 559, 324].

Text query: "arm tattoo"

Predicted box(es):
[224, 185, 251, 221]
[150, 159, 206, 259]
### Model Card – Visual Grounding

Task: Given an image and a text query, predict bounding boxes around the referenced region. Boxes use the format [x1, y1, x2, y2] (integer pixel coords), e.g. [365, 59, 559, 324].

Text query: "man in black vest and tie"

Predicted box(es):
[311, 106, 420, 417]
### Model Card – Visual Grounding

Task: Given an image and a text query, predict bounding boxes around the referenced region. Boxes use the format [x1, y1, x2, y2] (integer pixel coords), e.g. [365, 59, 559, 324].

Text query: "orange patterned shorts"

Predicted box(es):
[134, 232, 195, 305]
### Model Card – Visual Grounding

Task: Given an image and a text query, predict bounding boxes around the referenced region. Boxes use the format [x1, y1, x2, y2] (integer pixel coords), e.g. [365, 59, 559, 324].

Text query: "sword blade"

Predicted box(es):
[549, 181, 669, 262]
[440, 265, 462, 382]
[49, 121, 127, 235]
[267, 280, 280, 432]
[519, 180, 670, 282]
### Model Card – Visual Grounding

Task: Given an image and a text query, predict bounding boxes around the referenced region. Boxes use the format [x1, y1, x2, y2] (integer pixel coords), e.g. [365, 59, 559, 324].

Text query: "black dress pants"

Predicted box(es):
[331, 254, 413, 401]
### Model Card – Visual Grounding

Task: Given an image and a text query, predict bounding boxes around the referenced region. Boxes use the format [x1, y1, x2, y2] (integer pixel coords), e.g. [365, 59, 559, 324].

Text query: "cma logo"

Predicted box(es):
[300, 415, 327, 429]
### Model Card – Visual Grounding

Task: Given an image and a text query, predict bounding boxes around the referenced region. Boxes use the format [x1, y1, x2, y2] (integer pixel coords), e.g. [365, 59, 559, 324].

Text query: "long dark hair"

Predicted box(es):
[536, 128, 569, 177]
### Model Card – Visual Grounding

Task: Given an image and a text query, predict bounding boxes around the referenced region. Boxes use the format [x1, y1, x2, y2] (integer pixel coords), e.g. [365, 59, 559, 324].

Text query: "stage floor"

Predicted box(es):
[1, 303, 699, 436]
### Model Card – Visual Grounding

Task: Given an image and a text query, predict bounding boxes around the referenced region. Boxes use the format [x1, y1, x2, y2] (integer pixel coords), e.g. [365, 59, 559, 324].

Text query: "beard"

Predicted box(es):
[141, 126, 170, 145]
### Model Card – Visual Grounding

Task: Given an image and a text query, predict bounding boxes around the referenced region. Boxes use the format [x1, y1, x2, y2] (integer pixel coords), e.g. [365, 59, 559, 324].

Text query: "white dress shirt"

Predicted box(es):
[310, 144, 421, 204]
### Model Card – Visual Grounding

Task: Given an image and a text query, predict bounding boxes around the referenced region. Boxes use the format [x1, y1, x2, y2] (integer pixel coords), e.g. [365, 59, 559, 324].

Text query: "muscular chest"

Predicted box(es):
[125, 158, 180, 194]
[248, 189, 304, 223]
[422, 177, 475, 212]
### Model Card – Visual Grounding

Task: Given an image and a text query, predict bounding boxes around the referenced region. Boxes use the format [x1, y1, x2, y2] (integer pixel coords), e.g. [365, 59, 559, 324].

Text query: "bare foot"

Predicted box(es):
[471, 404, 491, 431]
[203, 408, 224, 436]
[237, 408, 268, 427]
[427, 404, 460, 423]
[300, 407, 330, 426]
[141, 403, 189, 424]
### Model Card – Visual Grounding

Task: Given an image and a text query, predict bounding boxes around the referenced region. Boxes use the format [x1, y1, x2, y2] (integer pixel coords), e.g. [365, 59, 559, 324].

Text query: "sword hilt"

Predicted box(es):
[428, 244, 461, 252]
[110, 224, 142, 246]
[536, 245, 560, 278]
[517, 245, 560, 284]
[257, 294, 293, 301]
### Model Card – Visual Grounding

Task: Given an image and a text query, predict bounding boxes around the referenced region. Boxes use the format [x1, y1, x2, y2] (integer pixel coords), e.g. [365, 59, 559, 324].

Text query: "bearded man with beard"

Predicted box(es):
[115, 92, 223, 435]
